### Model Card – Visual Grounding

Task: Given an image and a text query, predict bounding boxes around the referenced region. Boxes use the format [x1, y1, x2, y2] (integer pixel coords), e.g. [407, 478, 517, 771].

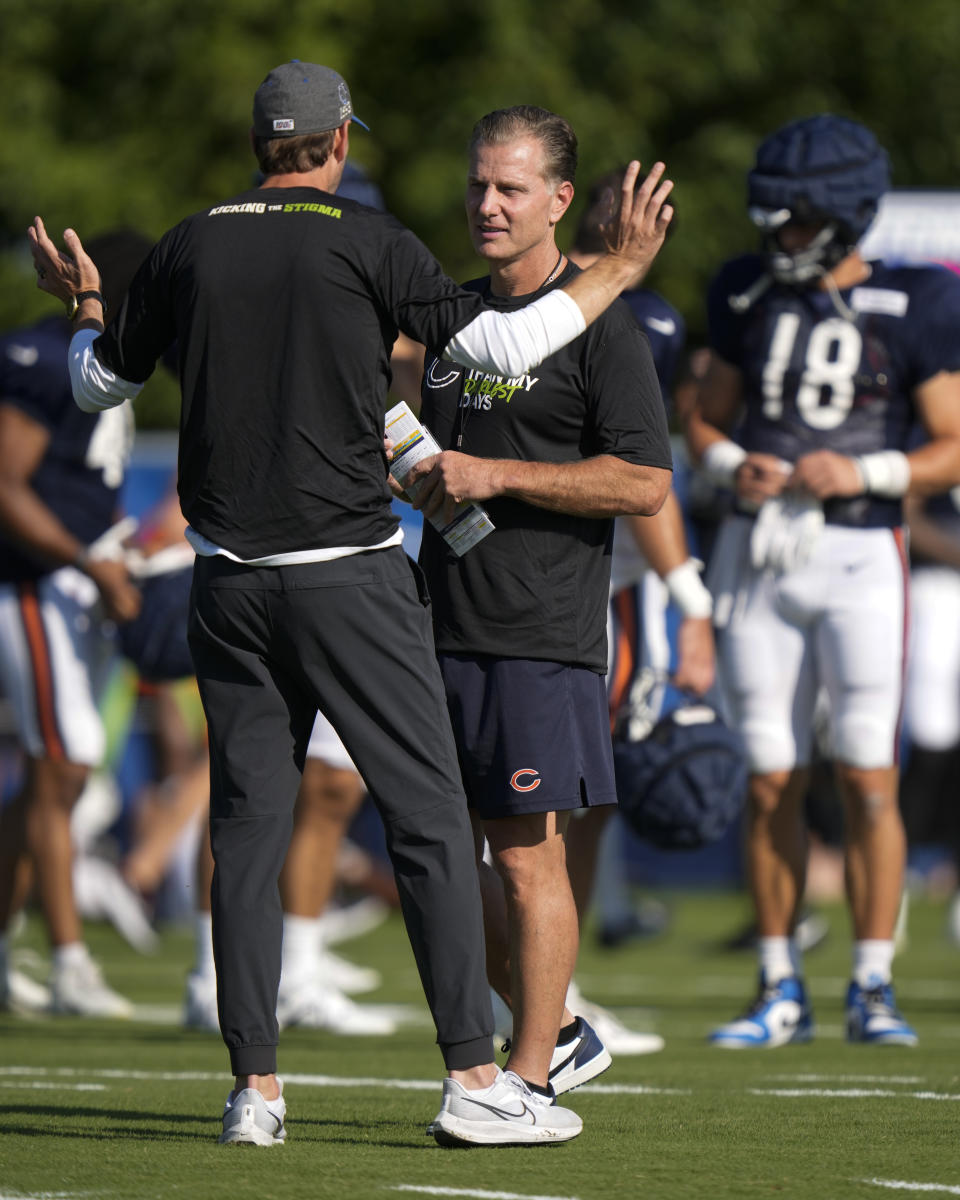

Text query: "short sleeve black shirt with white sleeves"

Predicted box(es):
[94, 187, 489, 559]
[418, 263, 673, 672]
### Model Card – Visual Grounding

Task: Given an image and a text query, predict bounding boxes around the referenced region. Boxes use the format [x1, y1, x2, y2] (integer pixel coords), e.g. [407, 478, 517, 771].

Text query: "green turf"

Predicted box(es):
[2, 890, 958, 1200]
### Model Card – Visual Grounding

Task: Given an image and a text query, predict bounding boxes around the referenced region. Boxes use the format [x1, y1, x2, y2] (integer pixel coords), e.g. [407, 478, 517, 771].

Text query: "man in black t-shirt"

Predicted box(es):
[29, 65, 674, 1147]
[409, 107, 673, 1105]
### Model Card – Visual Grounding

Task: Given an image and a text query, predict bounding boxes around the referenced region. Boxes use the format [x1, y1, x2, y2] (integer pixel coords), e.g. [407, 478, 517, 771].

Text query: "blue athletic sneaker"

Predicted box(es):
[845, 980, 918, 1046]
[549, 1016, 612, 1095]
[709, 974, 814, 1049]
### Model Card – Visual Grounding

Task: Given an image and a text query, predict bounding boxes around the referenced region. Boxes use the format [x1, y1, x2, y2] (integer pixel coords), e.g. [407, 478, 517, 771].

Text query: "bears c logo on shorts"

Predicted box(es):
[510, 768, 541, 792]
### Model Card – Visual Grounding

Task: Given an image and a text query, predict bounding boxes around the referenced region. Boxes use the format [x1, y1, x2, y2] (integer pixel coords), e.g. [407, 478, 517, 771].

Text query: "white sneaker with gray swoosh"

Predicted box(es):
[432, 1068, 582, 1146]
[218, 1084, 287, 1146]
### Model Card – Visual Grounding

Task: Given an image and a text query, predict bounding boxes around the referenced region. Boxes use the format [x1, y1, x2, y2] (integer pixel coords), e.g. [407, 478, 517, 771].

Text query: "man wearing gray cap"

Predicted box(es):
[29, 60, 673, 1147]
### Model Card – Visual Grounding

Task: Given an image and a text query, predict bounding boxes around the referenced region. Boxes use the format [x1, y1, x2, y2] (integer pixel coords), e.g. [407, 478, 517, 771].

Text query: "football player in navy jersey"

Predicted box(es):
[0, 230, 153, 1018]
[685, 114, 960, 1048]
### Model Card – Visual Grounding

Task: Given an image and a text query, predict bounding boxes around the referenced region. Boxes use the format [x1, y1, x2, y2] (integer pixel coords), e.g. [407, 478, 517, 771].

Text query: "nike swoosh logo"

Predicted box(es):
[6, 344, 39, 366]
[465, 1096, 537, 1124]
[645, 316, 676, 335]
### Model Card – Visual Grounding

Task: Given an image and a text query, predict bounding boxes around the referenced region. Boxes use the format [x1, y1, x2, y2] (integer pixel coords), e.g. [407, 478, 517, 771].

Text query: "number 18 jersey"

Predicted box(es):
[707, 254, 960, 527]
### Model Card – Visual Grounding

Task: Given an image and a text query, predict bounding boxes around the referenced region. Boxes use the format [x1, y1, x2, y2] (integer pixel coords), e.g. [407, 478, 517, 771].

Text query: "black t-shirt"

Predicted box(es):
[95, 186, 489, 558]
[418, 264, 673, 672]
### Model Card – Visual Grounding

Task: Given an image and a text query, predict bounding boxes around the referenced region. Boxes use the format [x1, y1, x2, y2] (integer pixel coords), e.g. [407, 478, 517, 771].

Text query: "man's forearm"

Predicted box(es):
[560, 254, 650, 329]
[491, 455, 670, 518]
[0, 483, 88, 569]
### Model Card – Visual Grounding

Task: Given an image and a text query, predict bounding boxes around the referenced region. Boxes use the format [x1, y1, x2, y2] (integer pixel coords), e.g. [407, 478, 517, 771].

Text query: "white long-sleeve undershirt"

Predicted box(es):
[68, 289, 587, 412]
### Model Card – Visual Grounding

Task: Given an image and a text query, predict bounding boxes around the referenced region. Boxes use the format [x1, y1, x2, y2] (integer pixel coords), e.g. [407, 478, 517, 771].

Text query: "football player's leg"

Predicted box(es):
[900, 566, 960, 857]
[820, 527, 906, 940]
[819, 527, 916, 1044]
[722, 571, 817, 941]
[711, 573, 817, 1046]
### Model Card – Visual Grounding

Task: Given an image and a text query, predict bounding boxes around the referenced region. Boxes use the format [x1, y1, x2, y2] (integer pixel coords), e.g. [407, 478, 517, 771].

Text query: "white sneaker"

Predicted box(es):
[1, 967, 52, 1014]
[50, 955, 134, 1019]
[317, 897, 389, 946]
[183, 971, 219, 1032]
[277, 979, 396, 1035]
[432, 1068, 582, 1146]
[317, 948, 381, 995]
[566, 982, 664, 1056]
[219, 1083, 286, 1146]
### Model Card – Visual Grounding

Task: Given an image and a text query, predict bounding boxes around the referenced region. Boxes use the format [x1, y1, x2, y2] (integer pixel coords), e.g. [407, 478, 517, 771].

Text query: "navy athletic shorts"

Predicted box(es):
[438, 653, 618, 819]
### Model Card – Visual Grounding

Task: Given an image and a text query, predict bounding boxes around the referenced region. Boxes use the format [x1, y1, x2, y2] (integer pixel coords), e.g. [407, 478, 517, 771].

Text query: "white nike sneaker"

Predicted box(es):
[277, 979, 396, 1035]
[50, 955, 134, 1019]
[219, 1083, 287, 1146]
[183, 970, 219, 1032]
[566, 981, 665, 1055]
[316, 948, 381, 995]
[432, 1069, 582, 1147]
[1, 966, 52, 1014]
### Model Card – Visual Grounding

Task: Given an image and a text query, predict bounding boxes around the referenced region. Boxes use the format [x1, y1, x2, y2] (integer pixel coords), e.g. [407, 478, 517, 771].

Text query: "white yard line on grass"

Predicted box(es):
[0, 1193, 84, 1199]
[765, 1074, 926, 1084]
[752, 1088, 960, 1101]
[392, 1187, 581, 1200]
[863, 1181, 960, 1195]
[4, 1067, 952, 1103]
[0, 1082, 105, 1091]
[0, 1067, 682, 1096]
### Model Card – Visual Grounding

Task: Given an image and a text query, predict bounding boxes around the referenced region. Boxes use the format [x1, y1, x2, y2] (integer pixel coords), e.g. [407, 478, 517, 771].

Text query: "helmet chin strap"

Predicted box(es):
[766, 222, 843, 284]
[728, 221, 858, 319]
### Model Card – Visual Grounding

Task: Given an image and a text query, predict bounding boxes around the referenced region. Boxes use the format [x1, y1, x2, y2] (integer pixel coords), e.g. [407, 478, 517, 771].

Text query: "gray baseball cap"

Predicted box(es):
[253, 61, 369, 138]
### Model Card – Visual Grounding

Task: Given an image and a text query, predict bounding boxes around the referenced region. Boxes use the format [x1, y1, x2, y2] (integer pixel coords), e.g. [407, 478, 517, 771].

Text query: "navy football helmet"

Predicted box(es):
[613, 699, 748, 851]
[747, 114, 890, 284]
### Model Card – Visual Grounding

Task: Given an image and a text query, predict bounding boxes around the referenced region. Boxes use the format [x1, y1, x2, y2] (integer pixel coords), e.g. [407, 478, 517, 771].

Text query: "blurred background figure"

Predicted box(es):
[900, 488, 960, 943]
[0, 228, 153, 1017]
[562, 168, 715, 1055]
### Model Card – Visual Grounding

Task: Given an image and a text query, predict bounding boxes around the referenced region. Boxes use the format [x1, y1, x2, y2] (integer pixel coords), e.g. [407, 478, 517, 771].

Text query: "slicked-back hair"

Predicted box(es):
[254, 130, 337, 177]
[469, 105, 578, 188]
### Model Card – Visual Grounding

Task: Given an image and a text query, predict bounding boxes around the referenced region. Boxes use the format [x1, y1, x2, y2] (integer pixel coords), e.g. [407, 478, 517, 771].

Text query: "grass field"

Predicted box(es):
[1, 889, 958, 1200]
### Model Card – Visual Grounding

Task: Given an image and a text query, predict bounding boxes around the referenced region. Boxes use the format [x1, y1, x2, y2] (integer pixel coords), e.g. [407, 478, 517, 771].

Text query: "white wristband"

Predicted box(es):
[701, 440, 747, 489]
[852, 450, 911, 498]
[664, 558, 713, 619]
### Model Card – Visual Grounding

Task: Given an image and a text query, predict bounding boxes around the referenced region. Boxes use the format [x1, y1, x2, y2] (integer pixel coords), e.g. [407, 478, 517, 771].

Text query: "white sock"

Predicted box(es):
[757, 937, 795, 984]
[52, 942, 88, 971]
[853, 939, 894, 988]
[462, 1068, 503, 1095]
[193, 911, 215, 977]
[281, 914, 320, 984]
